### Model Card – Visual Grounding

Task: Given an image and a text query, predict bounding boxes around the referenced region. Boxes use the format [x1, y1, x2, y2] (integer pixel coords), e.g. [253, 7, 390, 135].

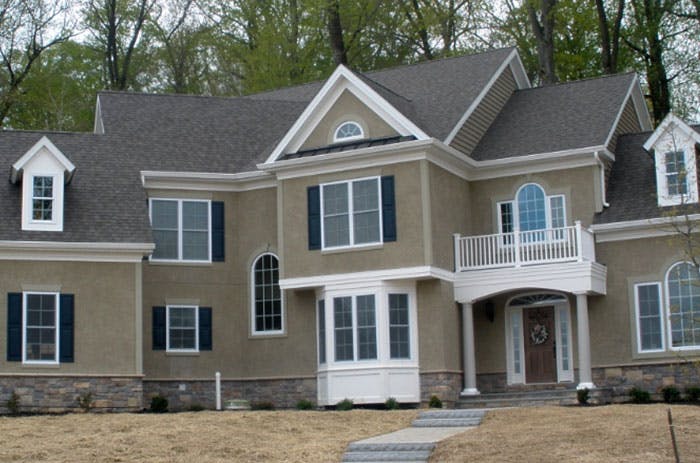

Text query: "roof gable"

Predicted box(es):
[643, 112, 700, 151]
[264, 65, 430, 164]
[10, 136, 76, 184]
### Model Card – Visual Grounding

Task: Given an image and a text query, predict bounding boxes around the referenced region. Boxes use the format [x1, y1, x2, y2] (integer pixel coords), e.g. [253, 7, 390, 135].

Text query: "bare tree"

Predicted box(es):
[594, 0, 625, 74]
[0, 0, 72, 125]
[327, 0, 348, 65]
[526, 0, 558, 85]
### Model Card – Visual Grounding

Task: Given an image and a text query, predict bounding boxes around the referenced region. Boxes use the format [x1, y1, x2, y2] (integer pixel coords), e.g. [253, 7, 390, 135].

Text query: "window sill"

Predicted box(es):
[165, 351, 200, 357]
[148, 260, 213, 267]
[249, 332, 287, 340]
[21, 362, 60, 369]
[321, 243, 383, 255]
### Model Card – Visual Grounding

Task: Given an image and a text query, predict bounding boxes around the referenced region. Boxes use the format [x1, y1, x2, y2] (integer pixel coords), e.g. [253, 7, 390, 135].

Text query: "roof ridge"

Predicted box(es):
[513, 71, 636, 93]
[0, 128, 97, 136]
[354, 71, 413, 103]
[98, 90, 247, 102]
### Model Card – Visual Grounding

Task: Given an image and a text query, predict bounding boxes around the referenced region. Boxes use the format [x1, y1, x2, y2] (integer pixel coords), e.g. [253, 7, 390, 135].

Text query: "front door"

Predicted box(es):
[524, 306, 556, 383]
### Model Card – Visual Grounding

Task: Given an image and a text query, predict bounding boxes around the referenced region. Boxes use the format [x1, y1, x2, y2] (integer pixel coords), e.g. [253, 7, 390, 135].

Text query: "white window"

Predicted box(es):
[166, 305, 198, 352]
[666, 263, 700, 349]
[665, 151, 688, 196]
[333, 295, 377, 361]
[23, 292, 59, 364]
[333, 121, 364, 143]
[321, 177, 382, 249]
[497, 183, 566, 240]
[31, 176, 54, 221]
[388, 294, 410, 359]
[150, 199, 211, 262]
[251, 253, 283, 335]
[635, 282, 665, 352]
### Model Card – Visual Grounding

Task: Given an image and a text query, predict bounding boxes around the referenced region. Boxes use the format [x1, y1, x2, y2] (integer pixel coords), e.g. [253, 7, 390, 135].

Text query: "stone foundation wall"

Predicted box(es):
[419, 372, 462, 407]
[143, 377, 317, 411]
[593, 362, 700, 401]
[0, 376, 143, 413]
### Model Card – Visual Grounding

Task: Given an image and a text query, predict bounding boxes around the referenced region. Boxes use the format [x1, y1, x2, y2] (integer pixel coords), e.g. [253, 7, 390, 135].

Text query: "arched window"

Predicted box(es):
[666, 262, 700, 348]
[333, 121, 364, 142]
[251, 253, 282, 334]
[516, 184, 547, 232]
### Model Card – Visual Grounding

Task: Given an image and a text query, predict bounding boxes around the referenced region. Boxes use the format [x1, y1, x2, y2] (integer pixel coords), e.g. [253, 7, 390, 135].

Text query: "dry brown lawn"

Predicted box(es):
[0, 409, 416, 462]
[430, 404, 700, 463]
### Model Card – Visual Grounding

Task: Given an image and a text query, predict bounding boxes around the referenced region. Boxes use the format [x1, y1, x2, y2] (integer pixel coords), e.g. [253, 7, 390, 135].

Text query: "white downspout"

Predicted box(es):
[594, 151, 610, 208]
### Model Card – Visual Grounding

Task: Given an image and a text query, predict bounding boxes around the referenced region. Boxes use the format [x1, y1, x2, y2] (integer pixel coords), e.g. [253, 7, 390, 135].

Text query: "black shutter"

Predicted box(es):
[59, 294, 74, 363]
[152, 306, 166, 350]
[381, 176, 397, 242]
[199, 307, 212, 351]
[212, 201, 225, 262]
[307, 185, 321, 250]
[7, 293, 22, 361]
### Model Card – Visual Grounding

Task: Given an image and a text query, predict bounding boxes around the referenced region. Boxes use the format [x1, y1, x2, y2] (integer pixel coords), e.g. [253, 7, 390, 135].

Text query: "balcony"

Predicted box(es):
[453, 222, 595, 272]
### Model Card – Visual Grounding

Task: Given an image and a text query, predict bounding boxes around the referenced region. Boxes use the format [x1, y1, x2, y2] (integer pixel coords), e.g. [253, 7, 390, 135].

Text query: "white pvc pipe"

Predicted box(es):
[215, 371, 222, 411]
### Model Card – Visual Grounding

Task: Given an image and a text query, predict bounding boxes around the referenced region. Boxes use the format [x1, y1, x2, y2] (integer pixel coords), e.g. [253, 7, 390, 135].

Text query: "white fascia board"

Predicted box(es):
[603, 77, 639, 149]
[510, 51, 532, 89]
[591, 214, 700, 242]
[11, 136, 76, 184]
[279, 265, 455, 290]
[0, 241, 155, 263]
[140, 170, 276, 192]
[94, 96, 104, 134]
[632, 77, 653, 131]
[644, 113, 700, 151]
[444, 49, 522, 145]
[264, 65, 429, 164]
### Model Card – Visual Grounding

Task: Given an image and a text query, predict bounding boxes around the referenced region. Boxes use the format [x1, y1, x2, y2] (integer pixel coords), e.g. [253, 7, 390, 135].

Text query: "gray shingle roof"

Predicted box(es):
[248, 48, 516, 140]
[471, 73, 636, 161]
[594, 126, 700, 224]
[0, 131, 153, 243]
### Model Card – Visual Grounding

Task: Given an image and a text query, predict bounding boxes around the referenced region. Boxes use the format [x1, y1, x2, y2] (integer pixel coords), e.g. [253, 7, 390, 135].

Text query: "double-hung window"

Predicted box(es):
[665, 151, 688, 197]
[333, 295, 377, 361]
[389, 293, 410, 359]
[31, 176, 54, 222]
[150, 199, 211, 262]
[251, 253, 283, 335]
[322, 178, 381, 249]
[167, 305, 198, 352]
[634, 283, 664, 352]
[23, 292, 59, 364]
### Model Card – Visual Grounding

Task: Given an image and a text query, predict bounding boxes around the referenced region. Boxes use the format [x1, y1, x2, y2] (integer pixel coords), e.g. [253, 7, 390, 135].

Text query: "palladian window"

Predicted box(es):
[333, 121, 364, 143]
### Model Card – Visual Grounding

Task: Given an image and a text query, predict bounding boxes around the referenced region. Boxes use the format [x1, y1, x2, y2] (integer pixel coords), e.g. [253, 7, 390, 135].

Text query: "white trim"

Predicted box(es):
[0, 241, 154, 262]
[665, 262, 700, 351]
[94, 96, 104, 134]
[250, 252, 285, 336]
[265, 65, 429, 164]
[591, 214, 700, 242]
[444, 49, 525, 145]
[165, 305, 199, 353]
[149, 198, 212, 263]
[644, 113, 700, 151]
[555, 304, 574, 382]
[22, 291, 60, 365]
[22, 172, 64, 232]
[141, 170, 276, 192]
[280, 265, 455, 290]
[634, 282, 666, 353]
[333, 121, 365, 143]
[320, 176, 382, 250]
[603, 77, 644, 149]
[11, 136, 76, 184]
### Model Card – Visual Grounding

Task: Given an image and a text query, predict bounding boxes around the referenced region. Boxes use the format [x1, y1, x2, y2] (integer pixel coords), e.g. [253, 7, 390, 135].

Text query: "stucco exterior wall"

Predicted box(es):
[281, 161, 427, 279]
[143, 187, 317, 380]
[0, 260, 139, 375]
[469, 166, 600, 236]
[416, 279, 461, 373]
[300, 90, 398, 150]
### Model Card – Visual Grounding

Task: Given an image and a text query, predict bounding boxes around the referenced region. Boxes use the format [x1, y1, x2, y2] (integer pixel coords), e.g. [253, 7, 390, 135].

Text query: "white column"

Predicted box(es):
[575, 293, 595, 390]
[461, 302, 480, 396]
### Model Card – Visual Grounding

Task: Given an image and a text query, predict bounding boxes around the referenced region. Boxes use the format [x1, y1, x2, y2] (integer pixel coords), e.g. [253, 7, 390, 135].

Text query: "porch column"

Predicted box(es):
[575, 293, 595, 390]
[461, 302, 480, 396]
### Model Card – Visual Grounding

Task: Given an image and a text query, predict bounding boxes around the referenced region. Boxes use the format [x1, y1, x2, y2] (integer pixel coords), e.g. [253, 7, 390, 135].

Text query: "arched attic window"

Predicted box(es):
[333, 121, 364, 143]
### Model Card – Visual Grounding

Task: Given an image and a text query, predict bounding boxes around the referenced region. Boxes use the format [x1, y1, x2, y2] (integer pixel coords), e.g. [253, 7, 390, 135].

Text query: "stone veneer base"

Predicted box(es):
[0, 376, 143, 413]
[143, 377, 317, 411]
[419, 372, 462, 407]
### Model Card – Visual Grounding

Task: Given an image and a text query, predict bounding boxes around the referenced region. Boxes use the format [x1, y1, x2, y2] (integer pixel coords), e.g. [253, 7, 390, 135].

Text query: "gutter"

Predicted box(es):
[594, 151, 610, 208]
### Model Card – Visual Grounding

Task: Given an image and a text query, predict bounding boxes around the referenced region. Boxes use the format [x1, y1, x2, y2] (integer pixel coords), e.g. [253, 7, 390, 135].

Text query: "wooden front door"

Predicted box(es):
[524, 306, 556, 383]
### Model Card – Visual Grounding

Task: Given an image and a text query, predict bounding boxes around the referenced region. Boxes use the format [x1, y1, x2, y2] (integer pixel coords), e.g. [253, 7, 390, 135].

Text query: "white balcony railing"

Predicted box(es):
[453, 221, 596, 272]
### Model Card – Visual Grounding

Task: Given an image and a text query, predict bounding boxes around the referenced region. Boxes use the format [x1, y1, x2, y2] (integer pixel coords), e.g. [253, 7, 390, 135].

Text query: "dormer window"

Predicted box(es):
[10, 136, 75, 232]
[333, 121, 364, 143]
[644, 114, 700, 207]
[32, 176, 55, 221]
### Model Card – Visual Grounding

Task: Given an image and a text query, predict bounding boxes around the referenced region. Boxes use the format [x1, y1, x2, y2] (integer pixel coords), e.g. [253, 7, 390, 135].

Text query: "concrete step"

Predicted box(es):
[411, 417, 482, 427]
[417, 409, 486, 420]
[457, 389, 581, 409]
[346, 443, 435, 453]
[342, 450, 432, 462]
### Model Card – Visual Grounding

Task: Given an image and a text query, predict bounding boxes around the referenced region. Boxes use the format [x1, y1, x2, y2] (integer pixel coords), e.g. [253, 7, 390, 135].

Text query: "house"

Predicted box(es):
[1, 47, 699, 412]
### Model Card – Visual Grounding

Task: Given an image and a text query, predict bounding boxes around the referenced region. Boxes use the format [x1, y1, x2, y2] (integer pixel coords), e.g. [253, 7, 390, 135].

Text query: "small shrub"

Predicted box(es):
[385, 397, 399, 410]
[662, 386, 681, 403]
[629, 387, 651, 404]
[296, 399, 314, 410]
[150, 394, 169, 413]
[686, 386, 700, 402]
[577, 388, 590, 405]
[6, 391, 20, 415]
[251, 401, 275, 410]
[336, 398, 354, 411]
[187, 404, 205, 412]
[76, 392, 94, 412]
[428, 395, 443, 409]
